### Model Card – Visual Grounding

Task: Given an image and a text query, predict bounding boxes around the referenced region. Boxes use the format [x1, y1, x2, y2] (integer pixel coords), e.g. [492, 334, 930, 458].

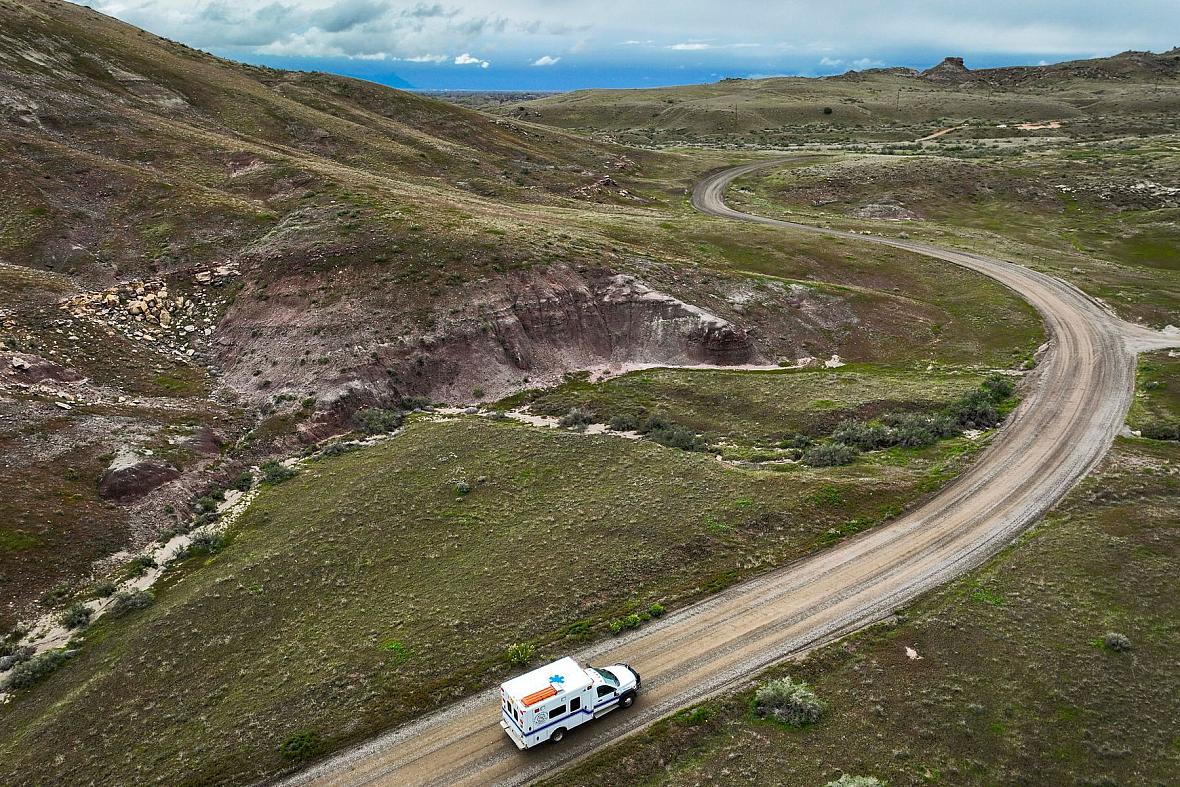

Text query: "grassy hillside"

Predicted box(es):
[543, 437, 1180, 787]
[726, 140, 1180, 328]
[0, 398, 991, 785]
[504, 51, 1180, 146]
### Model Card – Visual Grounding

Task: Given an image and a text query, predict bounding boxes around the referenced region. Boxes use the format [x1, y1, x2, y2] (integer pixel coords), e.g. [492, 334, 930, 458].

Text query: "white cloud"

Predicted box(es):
[76, 0, 1180, 78]
[454, 52, 491, 68]
[531, 55, 561, 66]
[819, 56, 843, 66]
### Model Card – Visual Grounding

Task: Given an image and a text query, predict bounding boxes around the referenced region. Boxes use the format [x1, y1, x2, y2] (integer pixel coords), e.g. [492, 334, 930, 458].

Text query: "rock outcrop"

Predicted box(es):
[97, 450, 179, 501]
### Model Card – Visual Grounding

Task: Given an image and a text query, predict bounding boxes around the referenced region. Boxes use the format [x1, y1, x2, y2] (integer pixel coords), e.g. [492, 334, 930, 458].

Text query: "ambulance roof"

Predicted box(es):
[500, 656, 591, 703]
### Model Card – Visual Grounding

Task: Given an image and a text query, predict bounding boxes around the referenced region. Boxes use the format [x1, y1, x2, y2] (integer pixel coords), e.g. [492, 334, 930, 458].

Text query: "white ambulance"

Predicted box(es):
[499, 656, 642, 748]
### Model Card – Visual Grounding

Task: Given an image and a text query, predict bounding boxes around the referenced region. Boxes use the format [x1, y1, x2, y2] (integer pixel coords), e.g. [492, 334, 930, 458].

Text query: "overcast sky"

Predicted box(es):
[79, 0, 1180, 90]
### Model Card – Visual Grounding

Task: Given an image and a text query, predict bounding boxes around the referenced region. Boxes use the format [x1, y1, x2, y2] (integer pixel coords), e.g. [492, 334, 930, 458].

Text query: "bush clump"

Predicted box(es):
[1141, 421, 1180, 441]
[646, 422, 706, 451]
[231, 471, 254, 492]
[608, 412, 643, 432]
[127, 555, 157, 577]
[279, 731, 322, 760]
[558, 407, 596, 429]
[802, 442, 859, 467]
[506, 642, 536, 666]
[827, 776, 884, 787]
[2, 649, 70, 691]
[754, 676, 826, 726]
[179, 533, 225, 559]
[1103, 631, 1133, 652]
[352, 407, 404, 435]
[0, 646, 34, 673]
[107, 589, 154, 619]
[261, 460, 297, 485]
[60, 603, 92, 630]
[90, 580, 117, 599]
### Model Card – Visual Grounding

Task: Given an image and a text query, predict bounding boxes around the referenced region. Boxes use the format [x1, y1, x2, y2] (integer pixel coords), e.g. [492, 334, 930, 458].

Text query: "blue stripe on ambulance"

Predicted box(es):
[503, 696, 620, 738]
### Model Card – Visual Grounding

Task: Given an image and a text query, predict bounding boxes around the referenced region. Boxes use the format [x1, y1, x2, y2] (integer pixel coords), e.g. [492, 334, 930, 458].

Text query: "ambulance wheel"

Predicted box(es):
[550, 727, 566, 744]
[619, 691, 636, 709]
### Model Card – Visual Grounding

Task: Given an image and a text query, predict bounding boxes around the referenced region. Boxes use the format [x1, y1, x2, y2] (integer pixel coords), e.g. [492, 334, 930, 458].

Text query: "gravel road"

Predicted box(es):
[274, 159, 1178, 787]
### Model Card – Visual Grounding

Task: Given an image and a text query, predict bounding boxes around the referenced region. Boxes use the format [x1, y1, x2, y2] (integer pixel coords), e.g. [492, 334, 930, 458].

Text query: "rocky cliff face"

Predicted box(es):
[213, 263, 756, 417]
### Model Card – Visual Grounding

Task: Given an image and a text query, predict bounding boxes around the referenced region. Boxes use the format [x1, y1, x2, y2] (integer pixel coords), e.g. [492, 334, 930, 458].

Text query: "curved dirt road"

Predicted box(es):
[277, 160, 1177, 787]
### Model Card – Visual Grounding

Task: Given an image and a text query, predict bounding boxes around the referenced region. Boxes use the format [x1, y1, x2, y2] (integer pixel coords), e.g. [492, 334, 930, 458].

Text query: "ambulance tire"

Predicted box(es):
[619, 691, 636, 709]
[550, 727, 566, 744]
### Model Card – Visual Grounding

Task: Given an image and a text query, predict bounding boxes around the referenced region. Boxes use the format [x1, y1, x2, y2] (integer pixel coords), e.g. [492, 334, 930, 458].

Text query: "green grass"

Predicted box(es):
[542, 438, 1180, 786]
[0, 415, 984, 785]
[1130, 351, 1180, 430]
[728, 146, 1180, 328]
[506, 363, 989, 447]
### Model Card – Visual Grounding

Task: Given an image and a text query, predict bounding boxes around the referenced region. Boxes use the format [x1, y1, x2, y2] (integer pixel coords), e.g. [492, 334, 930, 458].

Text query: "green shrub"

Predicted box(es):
[90, 580, 117, 599]
[646, 423, 706, 451]
[777, 432, 812, 450]
[982, 373, 1015, 400]
[1141, 421, 1180, 441]
[679, 705, 714, 725]
[128, 555, 157, 577]
[279, 731, 322, 760]
[180, 533, 225, 558]
[608, 412, 643, 432]
[802, 442, 859, 467]
[194, 495, 220, 514]
[261, 460, 297, 485]
[826, 776, 885, 787]
[832, 419, 893, 451]
[231, 471, 253, 492]
[558, 407, 596, 429]
[506, 642, 536, 666]
[946, 389, 999, 429]
[352, 407, 404, 435]
[319, 441, 358, 458]
[608, 612, 648, 634]
[2, 649, 70, 691]
[754, 676, 825, 726]
[107, 590, 154, 619]
[647, 602, 667, 618]
[398, 395, 433, 411]
[1103, 631, 1132, 652]
[60, 603, 92, 630]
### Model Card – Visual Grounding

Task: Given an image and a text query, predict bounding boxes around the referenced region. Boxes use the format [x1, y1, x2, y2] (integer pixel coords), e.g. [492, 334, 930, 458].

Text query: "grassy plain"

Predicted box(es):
[0, 402, 990, 785]
[726, 140, 1180, 327]
[544, 438, 1180, 787]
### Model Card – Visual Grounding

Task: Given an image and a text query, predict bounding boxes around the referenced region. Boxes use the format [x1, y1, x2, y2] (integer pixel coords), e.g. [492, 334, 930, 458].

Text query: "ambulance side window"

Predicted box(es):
[550, 703, 567, 718]
[597, 685, 614, 697]
[570, 697, 582, 712]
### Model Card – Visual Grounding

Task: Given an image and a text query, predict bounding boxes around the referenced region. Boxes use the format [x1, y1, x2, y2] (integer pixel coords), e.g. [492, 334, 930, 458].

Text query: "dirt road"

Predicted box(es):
[276, 160, 1177, 787]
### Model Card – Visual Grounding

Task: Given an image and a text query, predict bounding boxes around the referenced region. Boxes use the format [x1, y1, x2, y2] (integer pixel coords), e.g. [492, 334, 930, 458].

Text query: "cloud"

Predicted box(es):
[79, 0, 1180, 84]
[403, 53, 449, 63]
[454, 52, 491, 68]
[531, 55, 561, 66]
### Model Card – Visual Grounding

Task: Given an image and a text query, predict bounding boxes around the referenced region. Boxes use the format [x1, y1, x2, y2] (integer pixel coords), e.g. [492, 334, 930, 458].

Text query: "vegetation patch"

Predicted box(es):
[540, 439, 1180, 786]
[0, 416, 983, 785]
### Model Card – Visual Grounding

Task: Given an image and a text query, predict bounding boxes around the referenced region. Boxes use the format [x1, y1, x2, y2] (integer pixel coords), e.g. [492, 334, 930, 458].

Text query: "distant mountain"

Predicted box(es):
[503, 49, 1180, 139]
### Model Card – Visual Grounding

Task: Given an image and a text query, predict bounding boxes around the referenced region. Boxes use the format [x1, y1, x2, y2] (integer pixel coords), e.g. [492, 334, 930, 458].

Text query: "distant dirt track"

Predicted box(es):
[276, 160, 1178, 787]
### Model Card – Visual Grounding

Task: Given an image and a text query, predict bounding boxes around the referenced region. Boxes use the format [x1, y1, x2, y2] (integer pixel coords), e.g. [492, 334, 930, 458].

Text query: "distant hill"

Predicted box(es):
[502, 49, 1180, 142]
